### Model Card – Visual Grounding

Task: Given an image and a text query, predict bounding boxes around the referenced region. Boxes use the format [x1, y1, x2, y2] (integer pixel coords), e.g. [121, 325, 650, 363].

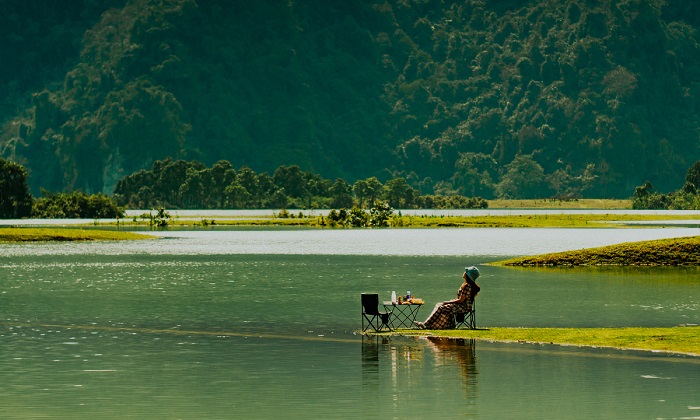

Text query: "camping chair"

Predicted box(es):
[361, 293, 392, 333]
[454, 302, 476, 329]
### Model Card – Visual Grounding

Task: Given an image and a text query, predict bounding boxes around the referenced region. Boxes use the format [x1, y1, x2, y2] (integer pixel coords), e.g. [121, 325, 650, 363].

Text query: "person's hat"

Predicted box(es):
[465, 266, 480, 281]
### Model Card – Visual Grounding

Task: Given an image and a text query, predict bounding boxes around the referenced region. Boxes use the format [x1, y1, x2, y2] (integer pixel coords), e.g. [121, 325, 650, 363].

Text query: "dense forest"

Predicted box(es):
[112, 157, 489, 209]
[0, 156, 486, 219]
[1, 0, 700, 199]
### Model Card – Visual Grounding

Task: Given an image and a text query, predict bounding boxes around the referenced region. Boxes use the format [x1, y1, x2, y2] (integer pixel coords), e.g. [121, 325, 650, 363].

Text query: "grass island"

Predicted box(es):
[0, 227, 155, 242]
[391, 326, 700, 357]
[495, 235, 700, 266]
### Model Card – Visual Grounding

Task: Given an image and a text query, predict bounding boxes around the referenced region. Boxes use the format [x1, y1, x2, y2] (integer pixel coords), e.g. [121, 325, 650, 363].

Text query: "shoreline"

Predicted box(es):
[4, 212, 700, 230]
[495, 235, 700, 266]
[392, 326, 700, 358]
[0, 227, 156, 242]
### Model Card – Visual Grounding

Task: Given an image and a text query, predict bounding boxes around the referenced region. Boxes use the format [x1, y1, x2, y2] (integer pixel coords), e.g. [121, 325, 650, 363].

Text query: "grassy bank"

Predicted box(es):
[389, 213, 700, 228]
[487, 198, 631, 209]
[0, 228, 155, 242]
[398, 326, 700, 357]
[126, 212, 700, 229]
[495, 235, 700, 266]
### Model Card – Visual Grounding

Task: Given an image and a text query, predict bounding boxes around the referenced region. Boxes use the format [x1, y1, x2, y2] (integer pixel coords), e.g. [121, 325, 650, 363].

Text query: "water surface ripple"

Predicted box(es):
[1, 227, 698, 257]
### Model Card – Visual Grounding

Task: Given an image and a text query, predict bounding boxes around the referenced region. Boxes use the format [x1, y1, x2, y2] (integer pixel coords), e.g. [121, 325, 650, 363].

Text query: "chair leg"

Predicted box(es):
[363, 314, 385, 333]
[380, 314, 392, 332]
[454, 311, 476, 329]
[362, 314, 374, 332]
[465, 310, 476, 329]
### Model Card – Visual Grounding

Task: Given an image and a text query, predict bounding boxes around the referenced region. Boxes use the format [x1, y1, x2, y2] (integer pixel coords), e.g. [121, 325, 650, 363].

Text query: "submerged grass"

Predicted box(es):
[487, 198, 632, 209]
[121, 212, 700, 228]
[0, 227, 155, 242]
[389, 213, 700, 228]
[397, 326, 700, 357]
[495, 235, 700, 266]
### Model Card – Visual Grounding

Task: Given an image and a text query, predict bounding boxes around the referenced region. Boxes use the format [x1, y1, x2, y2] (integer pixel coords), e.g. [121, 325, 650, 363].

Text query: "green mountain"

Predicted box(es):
[2, 0, 699, 199]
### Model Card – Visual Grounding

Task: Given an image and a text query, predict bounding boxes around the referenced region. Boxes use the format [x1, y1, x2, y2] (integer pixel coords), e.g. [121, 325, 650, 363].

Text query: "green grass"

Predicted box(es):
[396, 326, 700, 356]
[0, 227, 156, 242]
[390, 213, 700, 228]
[487, 198, 631, 209]
[495, 235, 700, 266]
[112, 212, 700, 229]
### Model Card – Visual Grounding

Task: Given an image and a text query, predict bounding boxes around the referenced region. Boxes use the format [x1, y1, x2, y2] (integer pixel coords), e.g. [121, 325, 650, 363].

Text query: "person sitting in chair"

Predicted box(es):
[414, 266, 480, 330]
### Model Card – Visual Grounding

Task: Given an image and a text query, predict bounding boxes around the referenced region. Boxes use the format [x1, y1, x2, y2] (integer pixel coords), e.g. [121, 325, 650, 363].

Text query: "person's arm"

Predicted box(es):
[443, 284, 470, 304]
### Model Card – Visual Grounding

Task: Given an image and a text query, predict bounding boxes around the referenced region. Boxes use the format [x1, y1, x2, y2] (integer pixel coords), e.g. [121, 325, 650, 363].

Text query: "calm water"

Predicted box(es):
[2, 227, 700, 418]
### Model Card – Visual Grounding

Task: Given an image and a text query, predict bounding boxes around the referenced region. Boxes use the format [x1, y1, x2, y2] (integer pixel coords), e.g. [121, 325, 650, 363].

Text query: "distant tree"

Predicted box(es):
[0, 158, 33, 218]
[383, 177, 417, 208]
[113, 168, 154, 207]
[546, 168, 575, 199]
[33, 190, 123, 218]
[632, 181, 671, 209]
[256, 172, 276, 207]
[329, 178, 353, 208]
[273, 165, 308, 199]
[179, 168, 205, 208]
[155, 159, 199, 207]
[634, 181, 654, 199]
[225, 183, 251, 209]
[348, 207, 369, 227]
[632, 160, 700, 210]
[353, 179, 369, 208]
[369, 201, 394, 227]
[685, 160, 700, 188]
[236, 166, 259, 206]
[454, 152, 498, 198]
[268, 188, 288, 209]
[496, 155, 546, 199]
[208, 160, 236, 208]
[601, 66, 638, 98]
[365, 177, 383, 208]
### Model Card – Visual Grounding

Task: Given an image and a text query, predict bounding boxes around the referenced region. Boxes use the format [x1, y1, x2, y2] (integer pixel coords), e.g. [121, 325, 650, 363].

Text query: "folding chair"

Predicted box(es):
[361, 293, 392, 333]
[454, 303, 476, 329]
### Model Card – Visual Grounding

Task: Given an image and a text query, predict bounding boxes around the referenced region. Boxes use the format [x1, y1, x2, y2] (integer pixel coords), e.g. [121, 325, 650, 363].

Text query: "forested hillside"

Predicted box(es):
[1, 0, 699, 199]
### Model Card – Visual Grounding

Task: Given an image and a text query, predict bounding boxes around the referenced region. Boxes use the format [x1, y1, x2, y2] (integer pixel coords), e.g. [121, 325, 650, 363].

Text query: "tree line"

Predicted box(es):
[7, 155, 700, 219]
[632, 160, 700, 210]
[0, 157, 123, 219]
[113, 158, 488, 210]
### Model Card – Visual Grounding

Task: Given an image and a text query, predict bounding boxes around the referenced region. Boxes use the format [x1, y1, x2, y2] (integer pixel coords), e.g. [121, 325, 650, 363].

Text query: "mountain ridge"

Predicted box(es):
[1, 0, 699, 198]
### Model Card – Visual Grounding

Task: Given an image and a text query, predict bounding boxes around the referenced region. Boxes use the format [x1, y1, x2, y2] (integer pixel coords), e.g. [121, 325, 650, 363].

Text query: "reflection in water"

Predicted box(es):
[361, 335, 479, 417]
[361, 335, 381, 388]
[425, 336, 478, 414]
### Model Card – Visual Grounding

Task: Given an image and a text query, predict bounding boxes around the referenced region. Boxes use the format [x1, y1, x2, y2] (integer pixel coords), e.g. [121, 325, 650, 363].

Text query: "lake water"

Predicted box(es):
[1, 227, 700, 418]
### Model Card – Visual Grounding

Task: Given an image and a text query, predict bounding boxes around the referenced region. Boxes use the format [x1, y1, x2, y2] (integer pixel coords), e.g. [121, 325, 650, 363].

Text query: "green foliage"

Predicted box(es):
[686, 161, 700, 187]
[369, 202, 393, 227]
[0, 0, 124, 120]
[0, 158, 33, 218]
[33, 190, 124, 219]
[495, 155, 546, 199]
[138, 207, 171, 227]
[325, 204, 394, 228]
[114, 157, 488, 210]
[414, 195, 488, 209]
[2, 0, 700, 199]
[632, 160, 700, 209]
